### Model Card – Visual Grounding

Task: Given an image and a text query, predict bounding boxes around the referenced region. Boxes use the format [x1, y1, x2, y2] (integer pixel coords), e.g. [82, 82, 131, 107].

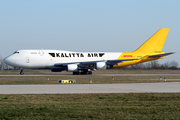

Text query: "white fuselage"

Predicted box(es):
[3, 49, 122, 69]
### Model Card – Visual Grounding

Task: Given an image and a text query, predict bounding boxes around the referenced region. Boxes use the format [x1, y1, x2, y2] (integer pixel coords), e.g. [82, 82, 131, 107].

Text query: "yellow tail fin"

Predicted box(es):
[134, 28, 170, 53]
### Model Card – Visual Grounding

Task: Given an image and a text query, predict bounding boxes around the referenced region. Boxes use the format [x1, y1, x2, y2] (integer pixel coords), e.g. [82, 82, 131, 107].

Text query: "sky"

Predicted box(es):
[0, 0, 180, 65]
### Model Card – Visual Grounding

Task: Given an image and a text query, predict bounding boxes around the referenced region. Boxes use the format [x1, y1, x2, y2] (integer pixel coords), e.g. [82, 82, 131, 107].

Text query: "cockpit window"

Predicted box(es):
[13, 51, 19, 54]
[49, 53, 55, 57]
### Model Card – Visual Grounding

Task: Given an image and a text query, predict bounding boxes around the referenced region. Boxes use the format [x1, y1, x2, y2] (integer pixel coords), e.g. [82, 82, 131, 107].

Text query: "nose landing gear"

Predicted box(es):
[20, 69, 24, 75]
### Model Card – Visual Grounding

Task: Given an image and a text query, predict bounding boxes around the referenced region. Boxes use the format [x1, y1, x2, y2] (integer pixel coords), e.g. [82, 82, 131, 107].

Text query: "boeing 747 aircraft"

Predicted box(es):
[3, 28, 174, 75]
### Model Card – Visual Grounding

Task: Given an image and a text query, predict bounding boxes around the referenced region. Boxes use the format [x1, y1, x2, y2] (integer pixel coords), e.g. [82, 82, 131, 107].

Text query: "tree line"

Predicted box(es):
[119, 60, 179, 70]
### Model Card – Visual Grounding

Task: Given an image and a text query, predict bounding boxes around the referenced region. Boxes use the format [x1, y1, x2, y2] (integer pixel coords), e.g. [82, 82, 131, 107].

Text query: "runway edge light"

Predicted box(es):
[164, 77, 166, 82]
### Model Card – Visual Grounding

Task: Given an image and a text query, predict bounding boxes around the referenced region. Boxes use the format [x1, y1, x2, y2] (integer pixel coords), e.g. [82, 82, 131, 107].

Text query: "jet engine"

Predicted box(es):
[67, 64, 78, 72]
[96, 62, 107, 70]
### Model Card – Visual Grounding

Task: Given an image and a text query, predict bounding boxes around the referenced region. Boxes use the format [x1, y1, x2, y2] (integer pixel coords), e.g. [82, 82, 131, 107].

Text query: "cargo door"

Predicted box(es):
[26, 57, 30, 63]
[39, 49, 44, 56]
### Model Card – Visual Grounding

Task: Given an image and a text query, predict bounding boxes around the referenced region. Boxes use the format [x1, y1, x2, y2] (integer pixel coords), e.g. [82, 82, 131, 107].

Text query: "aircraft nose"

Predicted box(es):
[3, 56, 15, 66]
[3, 57, 10, 64]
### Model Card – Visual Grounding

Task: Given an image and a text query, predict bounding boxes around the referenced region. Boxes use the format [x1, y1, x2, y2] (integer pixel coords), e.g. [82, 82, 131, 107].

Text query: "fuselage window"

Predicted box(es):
[49, 53, 55, 57]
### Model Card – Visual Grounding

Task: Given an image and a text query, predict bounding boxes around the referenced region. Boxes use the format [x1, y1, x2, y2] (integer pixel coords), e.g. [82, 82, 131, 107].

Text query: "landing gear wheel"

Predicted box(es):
[73, 71, 92, 75]
[20, 72, 24, 75]
[73, 72, 79, 75]
[87, 71, 92, 75]
[88, 71, 92, 75]
[20, 69, 24, 75]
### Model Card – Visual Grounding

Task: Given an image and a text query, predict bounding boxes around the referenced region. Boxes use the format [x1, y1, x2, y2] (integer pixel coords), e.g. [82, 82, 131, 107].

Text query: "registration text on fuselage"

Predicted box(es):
[49, 53, 105, 58]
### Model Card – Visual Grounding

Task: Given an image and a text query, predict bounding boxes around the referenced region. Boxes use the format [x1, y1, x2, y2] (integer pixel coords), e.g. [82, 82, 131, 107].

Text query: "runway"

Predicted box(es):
[0, 82, 180, 94]
[1, 74, 180, 76]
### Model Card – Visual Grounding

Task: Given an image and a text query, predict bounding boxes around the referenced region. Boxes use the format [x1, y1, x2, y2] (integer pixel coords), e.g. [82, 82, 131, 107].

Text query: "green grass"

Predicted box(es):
[0, 93, 180, 119]
[0, 76, 180, 84]
[0, 70, 180, 119]
[0, 69, 180, 85]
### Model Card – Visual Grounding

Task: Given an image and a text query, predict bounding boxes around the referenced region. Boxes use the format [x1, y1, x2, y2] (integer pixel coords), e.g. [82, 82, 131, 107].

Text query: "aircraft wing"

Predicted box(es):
[106, 59, 138, 65]
[54, 58, 138, 68]
[79, 59, 138, 67]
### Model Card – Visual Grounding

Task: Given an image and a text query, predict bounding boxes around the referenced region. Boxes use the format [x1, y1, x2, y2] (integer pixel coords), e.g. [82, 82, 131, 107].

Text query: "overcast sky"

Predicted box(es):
[0, 0, 179, 65]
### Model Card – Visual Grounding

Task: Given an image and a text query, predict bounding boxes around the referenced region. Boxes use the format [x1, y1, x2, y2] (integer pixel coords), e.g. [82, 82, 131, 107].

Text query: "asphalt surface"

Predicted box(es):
[0, 82, 180, 94]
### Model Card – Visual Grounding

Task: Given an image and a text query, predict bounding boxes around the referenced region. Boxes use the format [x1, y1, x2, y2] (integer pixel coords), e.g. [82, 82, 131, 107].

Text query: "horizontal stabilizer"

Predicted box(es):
[149, 52, 175, 58]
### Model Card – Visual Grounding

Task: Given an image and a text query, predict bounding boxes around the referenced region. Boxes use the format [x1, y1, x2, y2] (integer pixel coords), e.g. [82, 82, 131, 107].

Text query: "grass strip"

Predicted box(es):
[0, 93, 180, 119]
[0, 76, 180, 84]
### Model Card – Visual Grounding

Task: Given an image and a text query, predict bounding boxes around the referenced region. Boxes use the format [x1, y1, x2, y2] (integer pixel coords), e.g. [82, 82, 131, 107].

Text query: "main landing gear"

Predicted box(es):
[20, 69, 24, 75]
[73, 70, 92, 75]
